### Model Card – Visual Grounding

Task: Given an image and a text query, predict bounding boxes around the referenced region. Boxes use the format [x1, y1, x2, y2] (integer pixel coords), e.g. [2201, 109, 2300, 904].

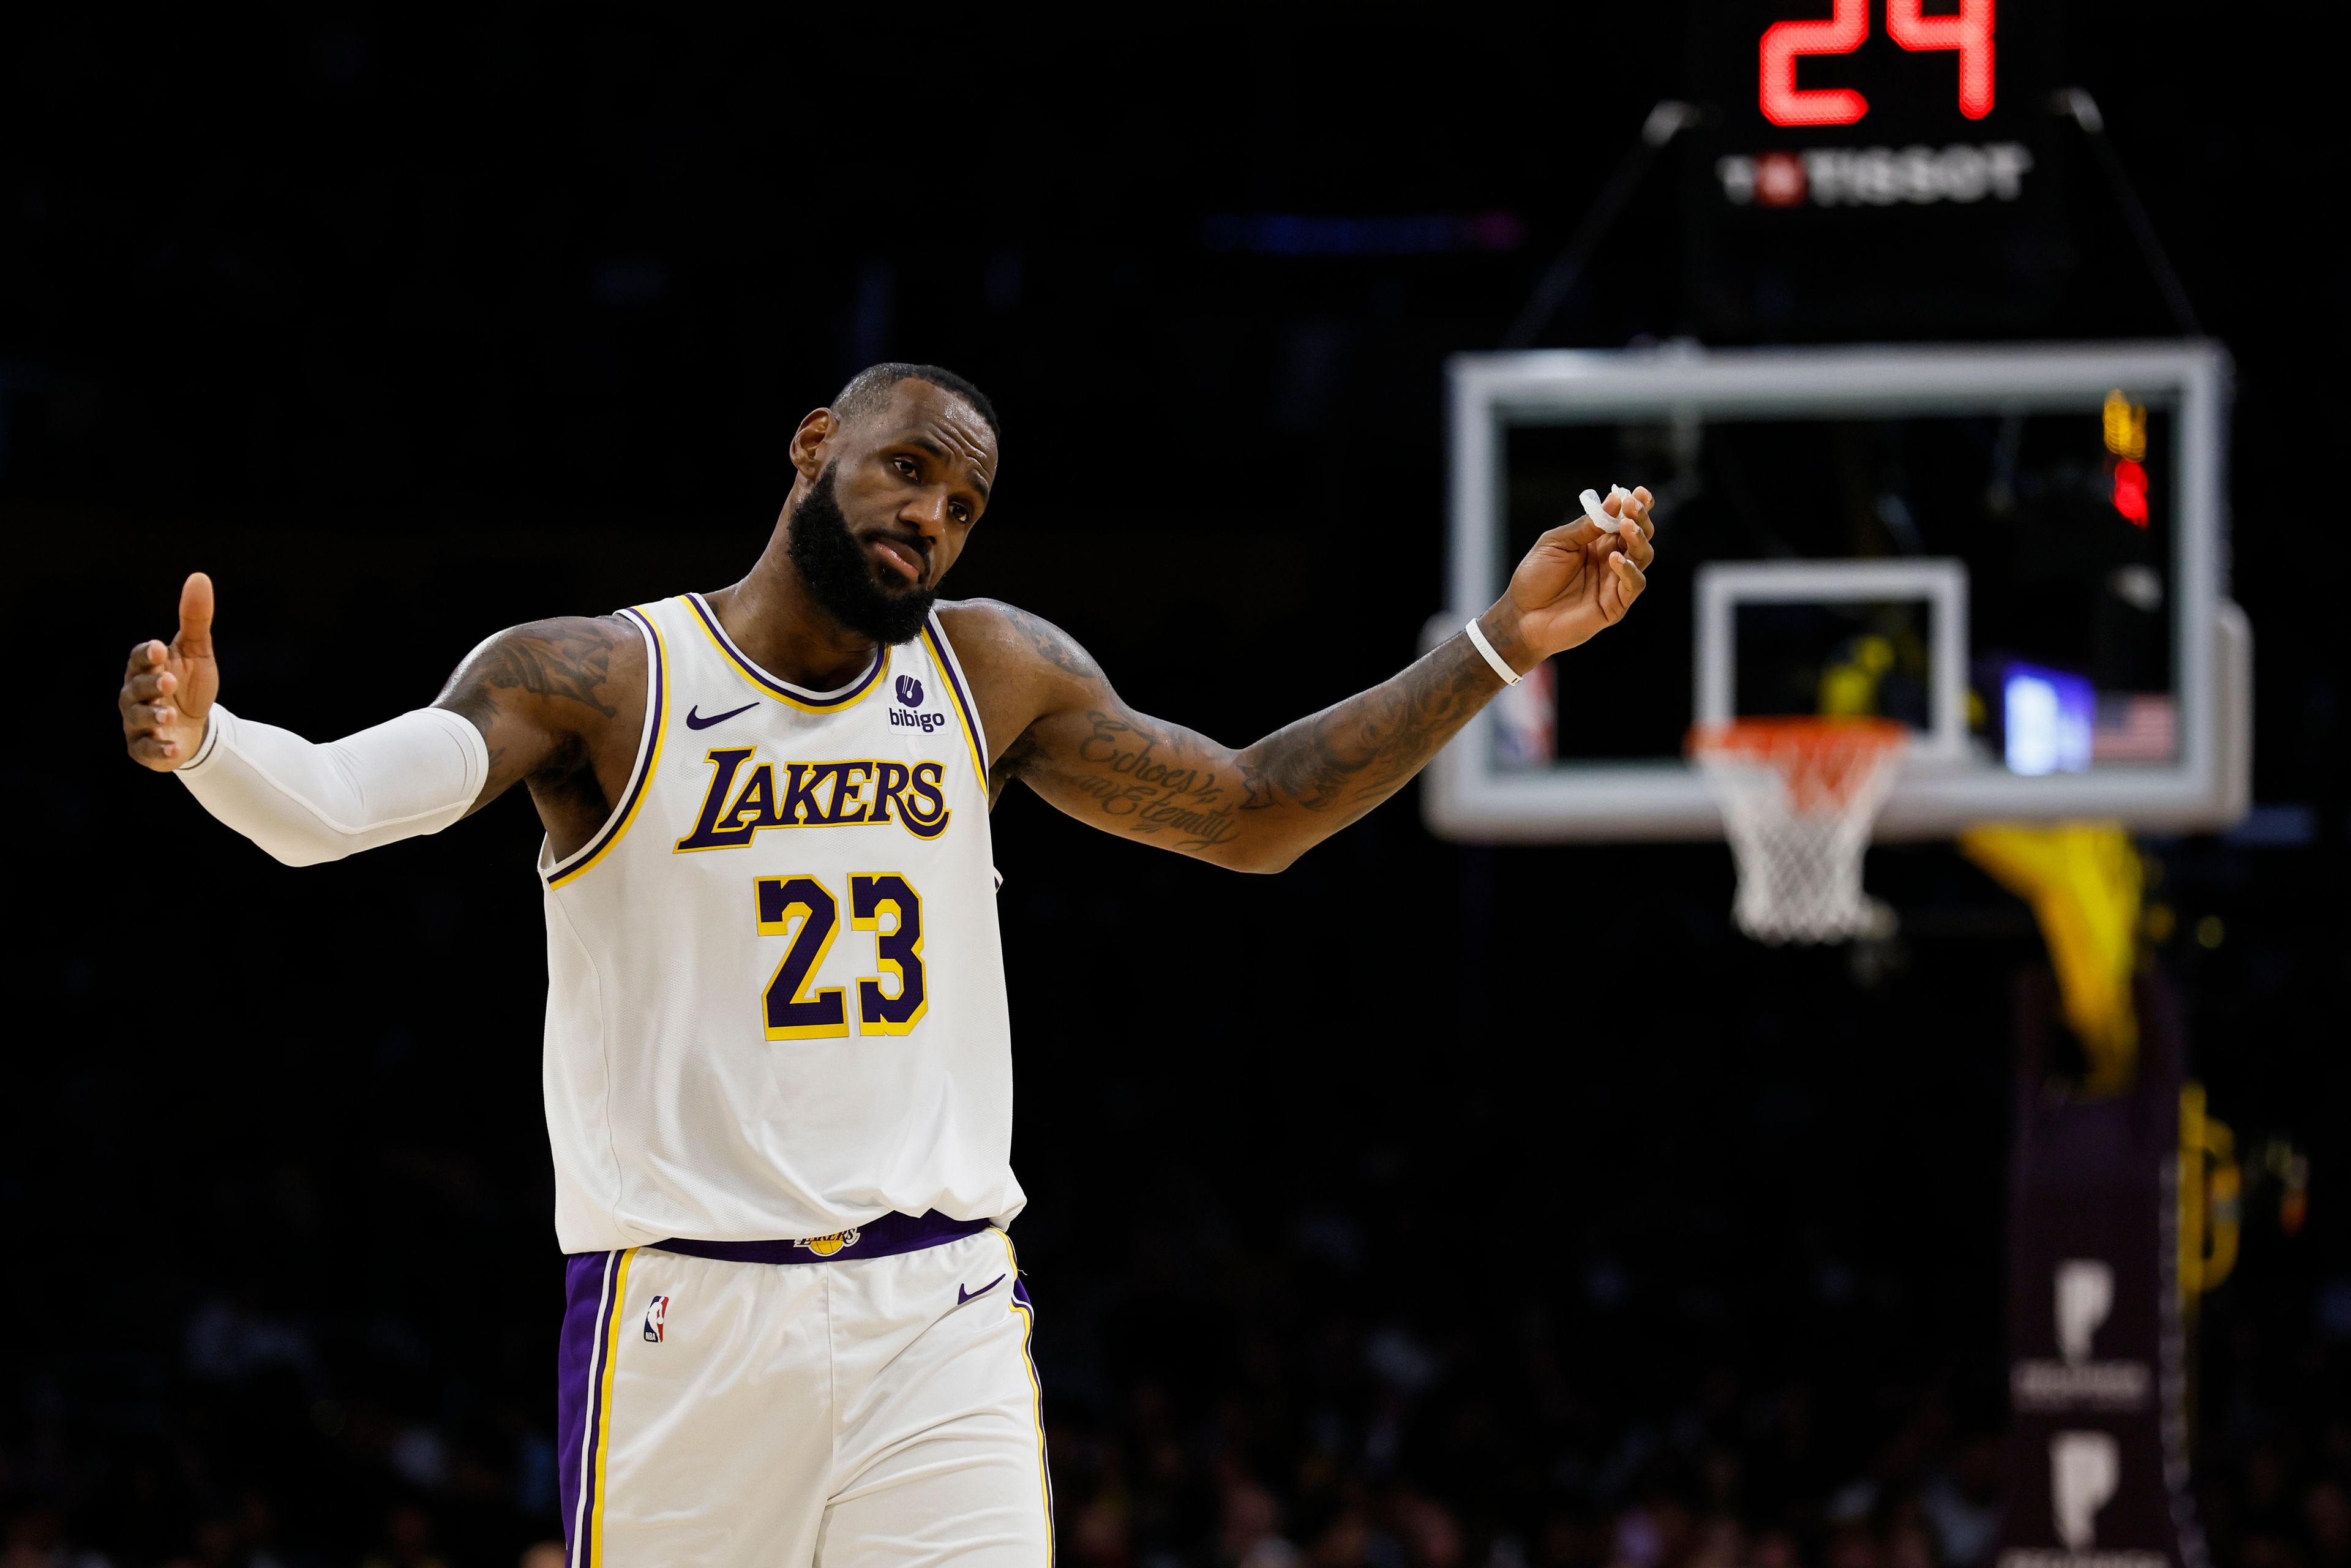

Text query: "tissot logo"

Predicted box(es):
[1717, 142, 2032, 208]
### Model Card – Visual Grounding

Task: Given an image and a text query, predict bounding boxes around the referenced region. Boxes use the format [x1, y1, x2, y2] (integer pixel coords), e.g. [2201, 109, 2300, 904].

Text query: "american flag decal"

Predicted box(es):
[2093, 695, 2177, 764]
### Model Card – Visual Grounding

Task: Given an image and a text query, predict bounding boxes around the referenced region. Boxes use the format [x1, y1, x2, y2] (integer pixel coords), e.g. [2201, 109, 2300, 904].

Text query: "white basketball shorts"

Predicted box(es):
[557, 1216, 1052, 1567]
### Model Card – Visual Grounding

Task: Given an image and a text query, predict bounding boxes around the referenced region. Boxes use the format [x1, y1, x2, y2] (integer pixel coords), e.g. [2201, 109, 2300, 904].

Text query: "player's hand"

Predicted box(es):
[1477, 485, 1656, 672]
[121, 572, 221, 770]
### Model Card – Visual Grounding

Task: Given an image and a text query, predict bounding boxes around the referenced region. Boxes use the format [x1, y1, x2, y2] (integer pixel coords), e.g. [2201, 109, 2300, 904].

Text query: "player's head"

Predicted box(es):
[786, 364, 1000, 645]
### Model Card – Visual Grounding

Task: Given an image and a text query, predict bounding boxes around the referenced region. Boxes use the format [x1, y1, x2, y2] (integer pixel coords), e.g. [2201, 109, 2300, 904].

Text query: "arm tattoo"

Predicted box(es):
[1003, 597, 1505, 864]
[435, 616, 636, 811]
[1232, 636, 1496, 827]
[992, 602, 1103, 683]
[444, 618, 624, 729]
[992, 620, 1254, 854]
[1050, 711, 1245, 853]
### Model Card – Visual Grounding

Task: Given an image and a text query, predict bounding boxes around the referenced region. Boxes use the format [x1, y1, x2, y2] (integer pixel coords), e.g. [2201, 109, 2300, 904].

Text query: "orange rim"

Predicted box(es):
[1687, 718, 1907, 812]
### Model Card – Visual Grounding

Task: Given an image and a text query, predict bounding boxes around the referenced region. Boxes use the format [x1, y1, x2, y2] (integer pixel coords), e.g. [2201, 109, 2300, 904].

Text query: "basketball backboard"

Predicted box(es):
[1424, 341, 2249, 842]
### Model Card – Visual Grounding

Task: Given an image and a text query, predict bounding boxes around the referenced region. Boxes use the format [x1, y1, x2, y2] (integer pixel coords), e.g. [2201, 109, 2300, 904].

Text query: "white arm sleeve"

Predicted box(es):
[174, 702, 492, 866]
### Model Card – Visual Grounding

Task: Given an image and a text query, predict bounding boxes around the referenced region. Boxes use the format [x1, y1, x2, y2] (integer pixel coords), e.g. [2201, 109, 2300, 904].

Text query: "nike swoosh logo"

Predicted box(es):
[685, 701, 760, 730]
[958, 1274, 1007, 1306]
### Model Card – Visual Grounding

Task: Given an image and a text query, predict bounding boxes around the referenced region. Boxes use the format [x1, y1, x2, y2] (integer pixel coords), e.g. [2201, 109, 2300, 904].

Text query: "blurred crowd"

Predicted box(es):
[4, 1201, 2344, 1568]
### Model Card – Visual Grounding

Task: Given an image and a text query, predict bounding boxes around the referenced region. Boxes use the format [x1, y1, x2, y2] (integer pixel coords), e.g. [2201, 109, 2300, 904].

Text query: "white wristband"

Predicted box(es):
[1464, 617, 1521, 685]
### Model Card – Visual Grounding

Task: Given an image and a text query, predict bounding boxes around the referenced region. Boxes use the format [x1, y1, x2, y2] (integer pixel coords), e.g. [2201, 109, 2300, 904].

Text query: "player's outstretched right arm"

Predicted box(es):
[950, 487, 1655, 873]
[120, 572, 643, 865]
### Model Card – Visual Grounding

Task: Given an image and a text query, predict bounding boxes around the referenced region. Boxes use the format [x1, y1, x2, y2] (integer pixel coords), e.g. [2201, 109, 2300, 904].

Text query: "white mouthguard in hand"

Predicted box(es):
[1580, 488, 1625, 533]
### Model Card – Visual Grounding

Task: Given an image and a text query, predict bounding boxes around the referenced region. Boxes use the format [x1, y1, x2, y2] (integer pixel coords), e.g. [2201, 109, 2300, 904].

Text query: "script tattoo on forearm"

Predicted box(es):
[1000, 596, 1507, 862]
[1003, 710, 1248, 854]
[1231, 636, 1497, 830]
[990, 606, 1259, 854]
[1067, 713, 1245, 850]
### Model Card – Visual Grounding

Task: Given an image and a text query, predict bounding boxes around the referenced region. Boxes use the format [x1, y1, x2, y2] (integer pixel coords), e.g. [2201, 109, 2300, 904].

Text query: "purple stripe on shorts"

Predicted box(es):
[652, 1210, 992, 1266]
[557, 1251, 619, 1564]
[1008, 1272, 1055, 1541]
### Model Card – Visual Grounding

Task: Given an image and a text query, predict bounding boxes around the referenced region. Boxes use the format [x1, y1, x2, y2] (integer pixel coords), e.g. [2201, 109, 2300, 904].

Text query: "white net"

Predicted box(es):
[1689, 721, 1907, 945]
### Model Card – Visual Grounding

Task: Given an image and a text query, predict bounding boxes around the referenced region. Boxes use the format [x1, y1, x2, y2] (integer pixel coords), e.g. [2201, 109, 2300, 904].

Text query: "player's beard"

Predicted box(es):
[786, 465, 938, 646]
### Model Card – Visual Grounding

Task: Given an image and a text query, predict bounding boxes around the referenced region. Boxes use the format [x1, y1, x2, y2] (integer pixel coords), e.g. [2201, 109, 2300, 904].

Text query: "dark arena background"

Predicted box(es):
[7, 9, 2348, 1568]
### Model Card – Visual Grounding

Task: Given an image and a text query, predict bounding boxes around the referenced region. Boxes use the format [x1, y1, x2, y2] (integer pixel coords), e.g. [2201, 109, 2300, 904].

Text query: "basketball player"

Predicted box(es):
[117, 364, 1656, 1567]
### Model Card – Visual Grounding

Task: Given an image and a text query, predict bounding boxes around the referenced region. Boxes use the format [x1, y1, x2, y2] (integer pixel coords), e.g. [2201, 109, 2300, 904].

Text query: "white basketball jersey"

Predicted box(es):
[538, 592, 1023, 1253]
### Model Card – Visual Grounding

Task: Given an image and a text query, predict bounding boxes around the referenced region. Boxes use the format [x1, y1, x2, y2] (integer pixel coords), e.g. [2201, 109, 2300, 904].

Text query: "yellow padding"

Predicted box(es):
[1960, 822, 2142, 1093]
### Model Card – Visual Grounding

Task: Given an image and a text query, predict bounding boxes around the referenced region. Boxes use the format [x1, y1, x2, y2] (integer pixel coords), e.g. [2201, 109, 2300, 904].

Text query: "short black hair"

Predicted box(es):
[831, 362, 1000, 445]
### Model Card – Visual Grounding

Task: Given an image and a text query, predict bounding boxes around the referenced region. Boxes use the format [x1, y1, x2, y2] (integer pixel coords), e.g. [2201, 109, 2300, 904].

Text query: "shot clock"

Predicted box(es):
[1758, 0, 1995, 127]
[1679, 0, 2072, 339]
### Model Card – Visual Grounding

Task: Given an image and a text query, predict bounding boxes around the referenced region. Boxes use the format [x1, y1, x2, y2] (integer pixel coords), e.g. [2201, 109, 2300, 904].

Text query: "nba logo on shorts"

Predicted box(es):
[643, 1294, 670, 1343]
[896, 675, 924, 707]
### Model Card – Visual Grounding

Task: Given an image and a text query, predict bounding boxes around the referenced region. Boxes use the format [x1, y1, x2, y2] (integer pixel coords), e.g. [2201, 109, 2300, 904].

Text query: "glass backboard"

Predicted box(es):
[1425, 342, 2249, 841]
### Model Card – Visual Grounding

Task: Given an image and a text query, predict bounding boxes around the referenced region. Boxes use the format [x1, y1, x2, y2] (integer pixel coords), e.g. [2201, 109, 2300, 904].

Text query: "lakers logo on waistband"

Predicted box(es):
[794, 1229, 863, 1257]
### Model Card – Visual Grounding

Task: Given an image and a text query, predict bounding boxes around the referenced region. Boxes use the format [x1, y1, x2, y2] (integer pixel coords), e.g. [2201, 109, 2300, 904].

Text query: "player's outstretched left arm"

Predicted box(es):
[950, 487, 1655, 872]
